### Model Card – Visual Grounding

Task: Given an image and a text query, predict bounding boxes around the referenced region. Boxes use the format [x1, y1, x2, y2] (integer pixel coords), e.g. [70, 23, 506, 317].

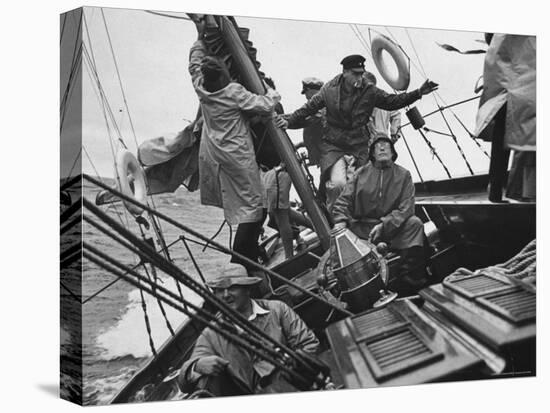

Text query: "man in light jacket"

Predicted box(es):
[178, 263, 319, 395]
[188, 30, 280, 269]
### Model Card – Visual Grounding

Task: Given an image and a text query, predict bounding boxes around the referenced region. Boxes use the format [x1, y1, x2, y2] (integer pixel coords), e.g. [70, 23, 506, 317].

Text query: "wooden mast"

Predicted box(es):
[212, 15, 331, 250]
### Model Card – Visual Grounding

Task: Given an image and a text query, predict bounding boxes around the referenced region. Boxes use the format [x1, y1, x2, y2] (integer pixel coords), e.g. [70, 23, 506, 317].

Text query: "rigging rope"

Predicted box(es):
[138, 223, 176, 337]
[100, 8, 140, 151]
[83, 145, 130, 230]
[400, 130, 424, 183]
[436, 107, 474, 174]
[137, 275, 157, 357]
[62, 148, 82, 187]
[83, 246, 315, 388]
[61, 282, 81, 303]
[60, 44, 83, 132]
[84, 175, 352, 316]
[81, 201, 339, 375]
[82, 225, 320, 378]
[82, 235, 183, 304]
[180, 236, 207, 285]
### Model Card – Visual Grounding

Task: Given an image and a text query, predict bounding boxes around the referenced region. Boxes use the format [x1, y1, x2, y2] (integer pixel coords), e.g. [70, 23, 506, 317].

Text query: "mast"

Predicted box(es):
[207, 16, 332, 250]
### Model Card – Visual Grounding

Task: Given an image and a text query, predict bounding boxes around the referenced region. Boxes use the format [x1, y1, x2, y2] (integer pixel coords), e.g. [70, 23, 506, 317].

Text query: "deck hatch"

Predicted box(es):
[350, 307, 407, 341]
[358, 326, 443, 381]
[476, 287, 536, 324]
[444, 273, 512, 298]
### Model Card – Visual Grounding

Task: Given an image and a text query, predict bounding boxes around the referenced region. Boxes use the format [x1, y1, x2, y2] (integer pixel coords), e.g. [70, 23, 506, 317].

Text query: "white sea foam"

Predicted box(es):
[96, 276, 203, 360]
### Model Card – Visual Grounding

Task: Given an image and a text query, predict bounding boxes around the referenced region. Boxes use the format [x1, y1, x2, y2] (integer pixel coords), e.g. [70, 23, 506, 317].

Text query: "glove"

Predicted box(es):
[419, 79, 439, 96]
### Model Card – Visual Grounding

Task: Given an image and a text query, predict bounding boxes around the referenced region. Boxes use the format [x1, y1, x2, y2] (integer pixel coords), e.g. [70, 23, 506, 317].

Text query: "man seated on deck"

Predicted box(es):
[178, 263, 320, 396]
[331, 136, 428, 296]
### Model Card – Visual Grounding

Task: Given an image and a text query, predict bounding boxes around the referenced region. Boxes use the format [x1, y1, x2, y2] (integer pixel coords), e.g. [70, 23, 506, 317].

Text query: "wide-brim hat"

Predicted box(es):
[369, 135, 398, 162]
[206, 263, 262, 289]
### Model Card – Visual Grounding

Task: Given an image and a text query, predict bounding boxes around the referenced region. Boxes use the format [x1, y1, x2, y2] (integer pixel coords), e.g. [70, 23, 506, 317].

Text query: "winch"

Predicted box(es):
[317, 227, 395, 313]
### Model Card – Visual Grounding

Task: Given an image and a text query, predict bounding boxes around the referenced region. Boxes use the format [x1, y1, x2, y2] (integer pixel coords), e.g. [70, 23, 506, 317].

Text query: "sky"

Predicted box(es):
[62, 6, 497, 187]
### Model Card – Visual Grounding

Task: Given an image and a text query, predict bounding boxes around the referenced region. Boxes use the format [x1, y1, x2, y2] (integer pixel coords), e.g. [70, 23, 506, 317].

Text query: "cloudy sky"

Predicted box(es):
[62, 6, 501, 185]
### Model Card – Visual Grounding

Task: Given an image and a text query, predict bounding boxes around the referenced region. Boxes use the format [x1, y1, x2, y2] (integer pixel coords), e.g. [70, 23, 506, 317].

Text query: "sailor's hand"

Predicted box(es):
[274, 115, 289, 129]
[419, 79, 439, 96]
[189, 14, 207, 39]
[194, 356, 229, 376]
[369, 223, 383, 242]
[333, 222, 347, 231]
[391, 133, 401, 143]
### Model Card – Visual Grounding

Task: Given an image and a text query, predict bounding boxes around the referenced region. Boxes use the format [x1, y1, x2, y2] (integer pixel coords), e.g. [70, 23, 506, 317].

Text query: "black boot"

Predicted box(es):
[389, 246, 428, 296]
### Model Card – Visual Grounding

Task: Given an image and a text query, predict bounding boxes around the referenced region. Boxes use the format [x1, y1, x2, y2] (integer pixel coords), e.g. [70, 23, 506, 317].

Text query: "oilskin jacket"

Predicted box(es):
[179, 299, 319, 394]
[189, 41, 280, 225]
[332, 161, 416, 241]
[286, 73, 422, 153]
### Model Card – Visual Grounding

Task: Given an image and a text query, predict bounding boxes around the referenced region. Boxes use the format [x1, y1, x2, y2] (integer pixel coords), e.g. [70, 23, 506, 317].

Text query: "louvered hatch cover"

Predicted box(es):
[349, 307, 443, 382]
[349, 307, 407, 341]
[358, 326, 443, 381]
[476, 287, 536, 324]
[443, 273, 512, 299]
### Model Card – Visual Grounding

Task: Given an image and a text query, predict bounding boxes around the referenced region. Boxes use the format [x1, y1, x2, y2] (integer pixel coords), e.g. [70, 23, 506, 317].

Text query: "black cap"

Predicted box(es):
[340, 54, 366, 72]
[368, 135, 398, 162]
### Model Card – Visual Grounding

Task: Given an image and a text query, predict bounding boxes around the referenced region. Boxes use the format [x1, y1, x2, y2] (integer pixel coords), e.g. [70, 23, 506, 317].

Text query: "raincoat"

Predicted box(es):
[286, 73, 422, 176]
[332, 161, 423, 249]
[189, 41, 280, 225]
[179, 299, 319, 394]
[475, 35, 536, 150]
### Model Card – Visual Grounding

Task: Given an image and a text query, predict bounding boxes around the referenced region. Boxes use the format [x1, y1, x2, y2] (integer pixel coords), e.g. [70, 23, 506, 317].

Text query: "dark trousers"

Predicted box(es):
[231, 213, 267, 270]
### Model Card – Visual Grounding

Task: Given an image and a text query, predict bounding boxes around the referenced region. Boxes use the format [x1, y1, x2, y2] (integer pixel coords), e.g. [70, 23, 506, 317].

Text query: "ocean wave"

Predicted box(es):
[94, 277, 203, 361]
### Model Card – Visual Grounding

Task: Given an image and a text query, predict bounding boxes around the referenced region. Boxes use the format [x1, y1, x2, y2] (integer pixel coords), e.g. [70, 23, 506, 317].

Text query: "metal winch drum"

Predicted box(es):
[323, 227, 390, 313]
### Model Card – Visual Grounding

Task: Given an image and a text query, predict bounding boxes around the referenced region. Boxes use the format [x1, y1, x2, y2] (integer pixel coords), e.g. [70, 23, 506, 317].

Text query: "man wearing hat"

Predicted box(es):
[331, 137, 427, 295]
[276, 54, 437, 213]
[178, 263, 319, 395]
[289, 77, 326, 167]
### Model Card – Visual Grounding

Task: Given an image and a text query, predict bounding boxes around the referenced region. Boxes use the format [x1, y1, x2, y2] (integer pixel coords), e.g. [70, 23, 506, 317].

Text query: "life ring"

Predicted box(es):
[371, 35, 410, 91]
[116, 149, 147, 216]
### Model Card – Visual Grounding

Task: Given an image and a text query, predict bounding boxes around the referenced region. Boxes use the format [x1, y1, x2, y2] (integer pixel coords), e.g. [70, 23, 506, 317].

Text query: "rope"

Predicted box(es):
[137, 276, 157, 357]
[60, 13, 68, 45]
[400, 130, 424, 183]
[60, 44, 83, 132]
[448, 239, 536, 281]
[100, 8, 140, 151]
[417, 129, 452, 178]
[82, 235, 183, 305]
[61, 282, 81, 303]
[147, 263, 176, 336]
[83, 246, 315, 388]
[137, 223, 176, 337]
[436, 108, 474, 175]
[180, 236, 207, 285]
[82, 145, 130, 230]
[81, 203, 333, 375]
[84, 238, 319, 383]
[202, 220, 227, 252]
[84, 175, 353, 316]
[404, 28, 429, 80]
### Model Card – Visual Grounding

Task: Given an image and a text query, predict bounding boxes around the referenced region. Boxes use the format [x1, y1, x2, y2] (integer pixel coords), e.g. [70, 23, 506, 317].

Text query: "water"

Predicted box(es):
[62, 183, 232, 405]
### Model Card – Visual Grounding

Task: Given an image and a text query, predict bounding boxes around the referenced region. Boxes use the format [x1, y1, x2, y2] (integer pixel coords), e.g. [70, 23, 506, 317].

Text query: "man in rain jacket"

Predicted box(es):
[331, 137, 427, 295]
[178, 263, 320, 395]
[188, 37, 280, 268]
[276, 54, 437, 213]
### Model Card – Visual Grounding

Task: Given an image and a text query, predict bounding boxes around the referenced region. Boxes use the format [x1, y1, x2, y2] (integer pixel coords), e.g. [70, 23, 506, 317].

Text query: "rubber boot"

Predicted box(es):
[389, 246, 428, 296]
